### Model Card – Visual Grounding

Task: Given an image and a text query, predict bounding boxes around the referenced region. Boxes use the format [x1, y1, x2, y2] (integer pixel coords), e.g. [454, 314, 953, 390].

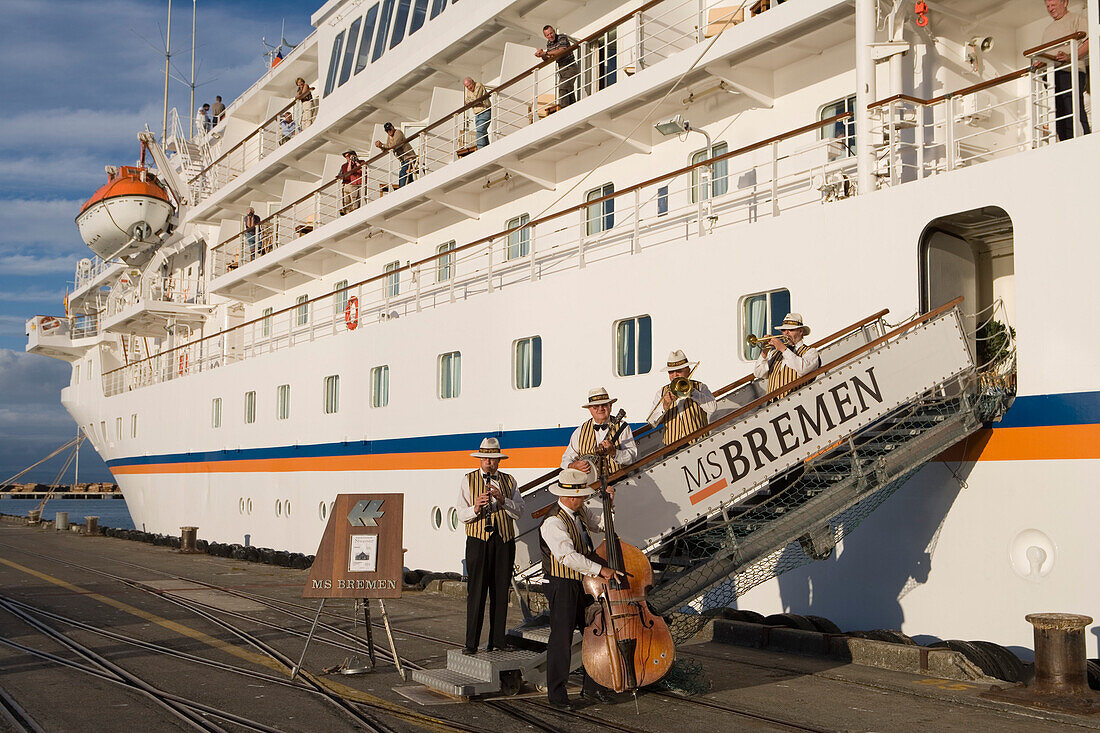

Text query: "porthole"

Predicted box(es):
[246, 498, 253, 515]
[239, 498, 245, 515]
[431, 506, 442, 529]
[329, 500, 336, 517]
[448, 507, 459, 531]
[275, 499, 283, 517]
[319, 501, 328, 521]
[285, 500, 292, 518]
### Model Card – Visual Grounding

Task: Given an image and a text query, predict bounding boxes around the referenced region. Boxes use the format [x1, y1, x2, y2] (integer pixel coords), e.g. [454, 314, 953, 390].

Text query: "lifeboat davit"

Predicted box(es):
[76, 159, 173, 260]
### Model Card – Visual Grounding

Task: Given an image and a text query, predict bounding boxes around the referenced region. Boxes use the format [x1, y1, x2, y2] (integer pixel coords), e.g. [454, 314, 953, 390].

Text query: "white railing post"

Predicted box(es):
[415, 264, 422, 312]
[697, 0, 706, 43]
[486, 240, 494, 292]
[632, 188, 641, 254]
[1070, 37, 1083, 139]
[945, 96, 956, 170]
[635, 12, 646, 72]
[579, 210, 587, 267]
[528, 223, 537, 281]
[1028, 70, 1040, 148]
[916, 102, 926, 179]
[888, 101, 899, 187]
[770, 140, 780, 217]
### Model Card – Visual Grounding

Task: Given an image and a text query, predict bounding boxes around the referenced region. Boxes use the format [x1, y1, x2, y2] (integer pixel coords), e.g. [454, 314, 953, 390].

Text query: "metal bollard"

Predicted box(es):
[180, 526, 198, 553]
[55, 512, 69, 531]
[983, 612, 1100, 714]
[85, 516, 98, 535]
[27, 509, 41, 524]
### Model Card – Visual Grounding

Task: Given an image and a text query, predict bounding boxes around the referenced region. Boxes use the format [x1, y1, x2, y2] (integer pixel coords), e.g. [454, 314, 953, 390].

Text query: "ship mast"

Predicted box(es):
[854, 0, 876, 195]
[189, 0, 196, 137]
[163, 0, 172, 144]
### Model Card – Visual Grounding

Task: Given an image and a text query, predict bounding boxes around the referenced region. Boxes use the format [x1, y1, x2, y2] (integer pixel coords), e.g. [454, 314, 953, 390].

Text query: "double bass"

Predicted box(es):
[581, 411, 675, 692]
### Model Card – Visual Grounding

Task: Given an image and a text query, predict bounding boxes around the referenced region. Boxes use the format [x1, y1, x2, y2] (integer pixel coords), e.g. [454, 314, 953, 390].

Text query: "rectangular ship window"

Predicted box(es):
[436, 241, 455, 282]
[130, 414, 138, 438]
[615, 315, 652, 376]
[514, 336, 543, 389]
[333, 280, 349, 320]
[371, 365, 390, 407]
[390, 0, 411, 48]
[690, 142, 729, 202]
[115, 417, 123, 441]
[384, 261, 400, 298]
[323, 375, 340, 414]
[820, 95, 856, 161]
[506, 214, 530, 260]
[438, 351, 461, 399]
[586, 183, 615, 235]
[339, 17, 362, 87]
[408, 0, 428, 34]
[323, 31, 345, 97]
[276, 384, 291, 420]
[244, 392, 256, 424]
[262, 307, 273, 337]
[741, 288, 792, 359]
[295, 295, 309, 326]
[355, 4, 380, 74]
[373, 0, 395, 62]
[212, 397, 222, 428]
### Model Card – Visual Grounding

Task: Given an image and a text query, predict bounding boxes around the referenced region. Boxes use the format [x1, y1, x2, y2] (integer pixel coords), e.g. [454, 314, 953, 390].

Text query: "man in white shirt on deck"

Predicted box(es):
[753, 313, 820, 398]
[456, 437, 525, 654]
[647, 350, 717, 445]
[561, 387, 637, 477]
[538, 469, 622, 709]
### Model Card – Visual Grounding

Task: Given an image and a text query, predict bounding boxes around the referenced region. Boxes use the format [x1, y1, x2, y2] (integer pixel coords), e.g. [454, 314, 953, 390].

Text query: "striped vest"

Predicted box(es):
[539, 506, 590, 581]
[662, 380, 708, 445]
[577, 419, 622, 474]
[464, 470, 517, 542]
[766, 344, 811, 399]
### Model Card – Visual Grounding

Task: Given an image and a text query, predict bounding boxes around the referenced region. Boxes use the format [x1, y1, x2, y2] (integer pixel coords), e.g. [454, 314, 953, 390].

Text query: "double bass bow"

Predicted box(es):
[581, 410, 675, 693]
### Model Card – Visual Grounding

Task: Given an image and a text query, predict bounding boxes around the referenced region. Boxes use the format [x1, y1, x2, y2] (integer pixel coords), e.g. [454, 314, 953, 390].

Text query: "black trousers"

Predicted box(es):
[1054, 69, 1091, 142]
[545, 576, 601, 704]
[465, 534, 515, 650]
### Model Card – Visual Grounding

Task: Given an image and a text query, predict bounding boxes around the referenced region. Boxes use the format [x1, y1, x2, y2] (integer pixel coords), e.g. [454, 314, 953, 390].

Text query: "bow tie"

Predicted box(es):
[594, 423, 609, 432]
[483, 474, 495, 483]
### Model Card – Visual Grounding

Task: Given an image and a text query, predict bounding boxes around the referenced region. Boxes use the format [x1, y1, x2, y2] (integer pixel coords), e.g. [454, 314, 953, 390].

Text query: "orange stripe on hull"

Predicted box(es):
[937, 424, 1100, 462]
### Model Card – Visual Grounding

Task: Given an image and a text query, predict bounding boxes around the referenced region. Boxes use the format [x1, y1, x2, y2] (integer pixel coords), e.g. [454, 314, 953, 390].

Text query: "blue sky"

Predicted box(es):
[0, 0, 312, 482]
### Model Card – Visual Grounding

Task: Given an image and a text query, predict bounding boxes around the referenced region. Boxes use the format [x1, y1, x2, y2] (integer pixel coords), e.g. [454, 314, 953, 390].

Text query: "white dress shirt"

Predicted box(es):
[560, 421, 638, 470]
[455, 471, 525, 524]
[539, 500, 605, 576]
[647, 381, 717, 426]
[753, 338, 821, 380]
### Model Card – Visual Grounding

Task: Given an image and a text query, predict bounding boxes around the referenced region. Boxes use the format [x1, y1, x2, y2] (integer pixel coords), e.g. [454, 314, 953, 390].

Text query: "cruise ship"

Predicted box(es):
[27, 0, 1099, 658]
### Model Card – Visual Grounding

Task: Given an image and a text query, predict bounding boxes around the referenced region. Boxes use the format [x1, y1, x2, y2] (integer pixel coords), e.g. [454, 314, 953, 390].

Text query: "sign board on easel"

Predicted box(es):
[293, 493, 405, 679]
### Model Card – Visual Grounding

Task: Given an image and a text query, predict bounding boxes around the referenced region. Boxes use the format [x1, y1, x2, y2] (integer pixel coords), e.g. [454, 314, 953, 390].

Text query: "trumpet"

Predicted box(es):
[746, 333, 790, 351]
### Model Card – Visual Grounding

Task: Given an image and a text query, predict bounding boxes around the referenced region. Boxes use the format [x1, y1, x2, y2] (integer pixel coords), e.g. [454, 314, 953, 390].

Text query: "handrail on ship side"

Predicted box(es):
[188, 97, 300, 185]
[105, 111, 852, 390]
[514, 306, 890, 498]
[201, 0, 746, 221]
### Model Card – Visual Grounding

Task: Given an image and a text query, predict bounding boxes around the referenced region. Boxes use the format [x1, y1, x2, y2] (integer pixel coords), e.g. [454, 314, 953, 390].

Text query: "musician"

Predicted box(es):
[752, 312, 820, 397]
[456, 437, 525, 654]
[647, 350, 716, 445]
[561, 387, 637, 476]
[539, 468, 622, 709]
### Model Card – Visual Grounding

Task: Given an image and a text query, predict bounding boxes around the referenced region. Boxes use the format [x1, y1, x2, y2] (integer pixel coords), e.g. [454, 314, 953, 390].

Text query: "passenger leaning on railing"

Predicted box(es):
[376, 122, 417, 188]
[338, 150, 364, 214]
[294, 77, 316, 130]
[242, 208, 260, 261]
[463, 77, 492, 149]
[1035, 0, 1091, 141]
[536, 25, 579, 109]
[279, 111, 298, 144]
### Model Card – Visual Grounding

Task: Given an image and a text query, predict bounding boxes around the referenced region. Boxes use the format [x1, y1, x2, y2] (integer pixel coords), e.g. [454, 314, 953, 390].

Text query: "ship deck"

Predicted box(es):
[0, 515, 1094, 733]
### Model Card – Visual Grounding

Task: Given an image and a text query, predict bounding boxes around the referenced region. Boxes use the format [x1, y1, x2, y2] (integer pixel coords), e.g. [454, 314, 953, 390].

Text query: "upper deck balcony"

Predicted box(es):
[204, 0, 857, 300]
[26, 314, 100, 361]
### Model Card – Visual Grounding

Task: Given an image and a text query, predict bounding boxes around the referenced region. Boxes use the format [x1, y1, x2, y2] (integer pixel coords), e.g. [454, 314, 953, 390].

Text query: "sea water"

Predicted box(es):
[0, 497, 135, 530]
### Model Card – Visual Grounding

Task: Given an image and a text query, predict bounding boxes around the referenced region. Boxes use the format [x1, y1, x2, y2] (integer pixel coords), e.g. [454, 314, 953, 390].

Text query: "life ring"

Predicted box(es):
[178, 353, 188, 375]
[39, 316, 61, 333]
[344, 296, 359, 330]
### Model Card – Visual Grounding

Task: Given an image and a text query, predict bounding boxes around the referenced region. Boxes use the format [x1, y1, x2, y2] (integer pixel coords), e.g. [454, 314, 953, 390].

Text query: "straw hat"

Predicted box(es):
[470, 437, 509, 459]
[582, 387, 617, 408]
[664, 349, 698, 372]
[777, 313, 811, 336]
[549, 468, 597, 497]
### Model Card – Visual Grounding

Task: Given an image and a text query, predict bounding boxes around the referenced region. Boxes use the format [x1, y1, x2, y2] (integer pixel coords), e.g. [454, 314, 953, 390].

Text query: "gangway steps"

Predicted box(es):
[409, 648, 543, 698]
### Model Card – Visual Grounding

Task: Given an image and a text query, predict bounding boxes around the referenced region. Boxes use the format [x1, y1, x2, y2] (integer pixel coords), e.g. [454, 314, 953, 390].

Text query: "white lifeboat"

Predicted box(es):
[75, 154, 173, 260]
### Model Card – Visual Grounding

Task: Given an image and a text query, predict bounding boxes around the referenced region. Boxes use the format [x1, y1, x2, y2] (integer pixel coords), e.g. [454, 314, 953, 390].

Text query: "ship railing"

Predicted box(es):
[107, 113, 857, 396]
[71, 313, 100, 340]
[26, 313, 100, 342]
[105, 276, 205, 318]
[74, 256, 116, 290]
[868, 32, 1088, 188]
[195, 0, 762, 209]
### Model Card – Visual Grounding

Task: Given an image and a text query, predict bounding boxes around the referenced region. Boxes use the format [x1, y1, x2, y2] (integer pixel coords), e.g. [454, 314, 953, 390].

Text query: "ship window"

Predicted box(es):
[244, 391, 256, 424]
[436, 241, 455, 282]
[586, 183, 615, 235]
[431, 506, 443, 529]
[430, 0, 446, 20]
[438, 351, 461, 399]
[657, 185, 669, 216]
[390, 0, 411, 48]
[741, 288, 791, 360]
[116, 417, 123, 441]
[820, 95, 856, 160]
[333, 280, 349, 320]
[339, 17, 362, 87]
[355, 4, 380, 74]
[373, 0, 395, 62]
[261, 307, 273, 337]
[100, 420, 107, 444]
[371, 365, 390, 407]
[276, 384, 291, 420]
[323, 375, 340, 414]
[296, 295, 309, 326]
[506, 214, 530, 260]
[212, 397, 223, 428]
[381, 260, 399, 297]
[448, 507, 458, 531]
[514, 336, 543, 390]
[408, 0, 428, 34]
[73, 363, 80, 385]
[615, 315, 652, 377]
[319, 501, 328, 521]
[130, 414, 138, 438]
[324, 30, 345, 97]
[690, 141, 729, 203]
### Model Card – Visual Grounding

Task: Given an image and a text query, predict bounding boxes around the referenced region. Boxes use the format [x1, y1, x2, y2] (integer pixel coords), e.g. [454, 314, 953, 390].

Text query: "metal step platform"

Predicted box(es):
[409, 647, 544, 698]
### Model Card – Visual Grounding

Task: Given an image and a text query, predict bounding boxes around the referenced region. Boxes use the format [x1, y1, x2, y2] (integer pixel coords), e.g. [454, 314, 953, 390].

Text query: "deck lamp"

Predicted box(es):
[655, 116, 714, 202]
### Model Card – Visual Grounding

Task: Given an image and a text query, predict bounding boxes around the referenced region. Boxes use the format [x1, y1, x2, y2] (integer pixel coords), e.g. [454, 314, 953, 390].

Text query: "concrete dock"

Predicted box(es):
[0, 515, 1096, 733]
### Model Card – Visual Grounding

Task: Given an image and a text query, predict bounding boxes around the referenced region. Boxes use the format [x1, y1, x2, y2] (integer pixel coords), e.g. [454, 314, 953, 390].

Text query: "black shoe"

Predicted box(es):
[581, 689, 613, 704]
[547, 699, 576, 711]
[461, 647, 476, 655]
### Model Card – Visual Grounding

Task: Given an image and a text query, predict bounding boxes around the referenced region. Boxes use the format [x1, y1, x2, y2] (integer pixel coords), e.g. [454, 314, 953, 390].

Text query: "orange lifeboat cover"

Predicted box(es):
[78, 167, 170, 217]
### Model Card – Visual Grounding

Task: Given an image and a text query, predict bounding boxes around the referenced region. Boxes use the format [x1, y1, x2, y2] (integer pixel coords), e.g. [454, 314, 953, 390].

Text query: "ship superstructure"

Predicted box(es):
[27, 0, 1100, 655]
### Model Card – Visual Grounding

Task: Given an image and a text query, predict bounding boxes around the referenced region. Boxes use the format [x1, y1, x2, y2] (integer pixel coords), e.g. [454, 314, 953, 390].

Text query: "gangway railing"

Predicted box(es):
[510, 300, 1015, 642]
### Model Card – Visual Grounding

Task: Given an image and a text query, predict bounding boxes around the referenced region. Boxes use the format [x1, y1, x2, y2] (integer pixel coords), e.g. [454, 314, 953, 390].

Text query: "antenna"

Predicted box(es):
[163, 0, 172, 144]
[261, 19, 298, 68]
[190, 0, 196, 137]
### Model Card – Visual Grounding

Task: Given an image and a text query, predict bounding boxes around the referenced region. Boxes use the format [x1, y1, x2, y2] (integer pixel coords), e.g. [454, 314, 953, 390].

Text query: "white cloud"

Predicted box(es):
[0, 287, 67, 303]
[0, 254, 81, 276]
[0, 198, 85, 253]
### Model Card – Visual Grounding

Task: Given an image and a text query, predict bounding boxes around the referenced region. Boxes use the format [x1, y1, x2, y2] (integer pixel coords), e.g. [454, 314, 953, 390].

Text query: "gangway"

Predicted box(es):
[410, 300, 1016, 698]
